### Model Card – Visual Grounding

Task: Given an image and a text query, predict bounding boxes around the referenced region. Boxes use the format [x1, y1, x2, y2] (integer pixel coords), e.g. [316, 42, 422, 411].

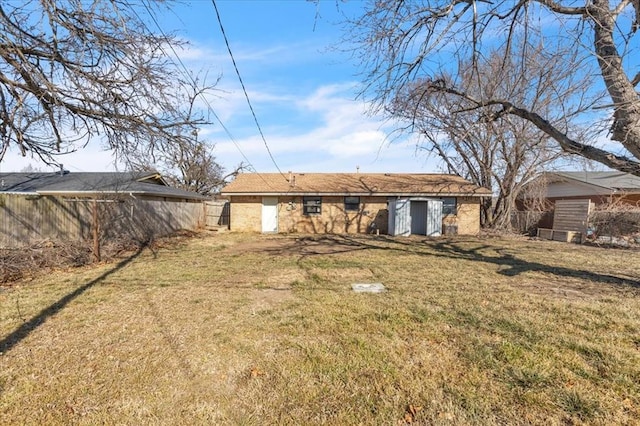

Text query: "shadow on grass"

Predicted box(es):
[0, 245, 147, 355]
[428, 238, 640, 288]
[262, 234, 640, 289]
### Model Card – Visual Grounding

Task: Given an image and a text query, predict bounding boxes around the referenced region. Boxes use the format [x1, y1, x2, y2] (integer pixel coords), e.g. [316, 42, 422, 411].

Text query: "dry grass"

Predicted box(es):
[0, 235, 165, 284]
[1, 232, 639, 425]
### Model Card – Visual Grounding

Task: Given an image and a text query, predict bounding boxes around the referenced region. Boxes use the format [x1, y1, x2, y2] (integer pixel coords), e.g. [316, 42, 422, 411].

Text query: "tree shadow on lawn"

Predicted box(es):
[0, 245, 148, 355]
[427, 238, 640, 288]
[259, 235, 640, 290]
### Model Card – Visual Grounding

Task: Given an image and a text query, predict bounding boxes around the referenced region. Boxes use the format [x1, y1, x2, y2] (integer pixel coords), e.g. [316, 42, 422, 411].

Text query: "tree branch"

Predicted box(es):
[490, 100, 640, 174]
[534, 0, 586, 15]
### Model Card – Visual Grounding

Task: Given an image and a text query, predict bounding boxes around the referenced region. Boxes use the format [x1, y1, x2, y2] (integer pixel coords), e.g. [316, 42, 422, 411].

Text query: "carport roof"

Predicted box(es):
[221, 173, 492, 197]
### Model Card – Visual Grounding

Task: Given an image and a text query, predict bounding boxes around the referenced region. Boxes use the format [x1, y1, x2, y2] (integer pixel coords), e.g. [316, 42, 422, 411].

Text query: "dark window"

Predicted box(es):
[441, 197, 457, 215]
[344, 196, 360, 212]
[303, 196, 322, 215]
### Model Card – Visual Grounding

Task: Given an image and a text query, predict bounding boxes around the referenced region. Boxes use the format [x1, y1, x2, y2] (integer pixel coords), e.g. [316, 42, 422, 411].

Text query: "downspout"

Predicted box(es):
[129, 192, 136, 218]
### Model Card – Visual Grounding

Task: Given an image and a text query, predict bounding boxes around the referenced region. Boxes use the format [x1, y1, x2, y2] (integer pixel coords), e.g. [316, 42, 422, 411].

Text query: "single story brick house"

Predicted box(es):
[220, 172, 491, 236]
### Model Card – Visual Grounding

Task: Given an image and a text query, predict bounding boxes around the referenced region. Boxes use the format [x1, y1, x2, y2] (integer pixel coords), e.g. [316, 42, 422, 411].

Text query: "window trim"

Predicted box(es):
[441, 197, 457, 215]
[344, 196, 360, 212]
[303, 196, 322, 216]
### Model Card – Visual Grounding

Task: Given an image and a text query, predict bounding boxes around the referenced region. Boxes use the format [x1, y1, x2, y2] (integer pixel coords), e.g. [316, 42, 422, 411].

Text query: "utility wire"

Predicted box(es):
[137, 0, 275, 188]
[210, 0, 289, 183]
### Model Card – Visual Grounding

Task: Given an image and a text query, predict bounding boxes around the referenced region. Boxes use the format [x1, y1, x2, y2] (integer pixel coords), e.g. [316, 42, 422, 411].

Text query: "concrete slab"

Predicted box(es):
[351, 283, 386, 293]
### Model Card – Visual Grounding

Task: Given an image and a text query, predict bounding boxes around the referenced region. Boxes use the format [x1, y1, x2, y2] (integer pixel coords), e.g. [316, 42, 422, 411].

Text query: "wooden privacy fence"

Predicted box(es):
[552, 199, 594, 233]
[537, 199, 594, 243]
[0, 194, 207, 248]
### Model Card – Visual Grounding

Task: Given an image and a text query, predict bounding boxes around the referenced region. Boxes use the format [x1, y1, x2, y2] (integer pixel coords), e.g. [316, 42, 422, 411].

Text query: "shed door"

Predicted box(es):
[388, 198, 396, 235]
[389, 198, 411, 236]
[426, 200, 443, 237]
[410, 201, 427, 235]
[261, 197, 278, 233]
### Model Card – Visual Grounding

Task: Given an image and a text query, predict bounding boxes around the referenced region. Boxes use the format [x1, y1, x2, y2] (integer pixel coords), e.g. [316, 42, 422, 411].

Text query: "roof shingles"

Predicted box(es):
[552, 171, 640, 191]
[221, 173, 491, 196]
[0, 172, 207, 200]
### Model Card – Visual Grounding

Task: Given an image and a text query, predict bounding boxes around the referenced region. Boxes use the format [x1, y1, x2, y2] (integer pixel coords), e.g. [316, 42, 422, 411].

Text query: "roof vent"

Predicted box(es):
[58, 164, 69, 176]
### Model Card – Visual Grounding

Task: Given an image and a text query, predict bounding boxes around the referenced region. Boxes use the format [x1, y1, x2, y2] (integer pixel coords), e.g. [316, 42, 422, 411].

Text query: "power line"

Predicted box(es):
[210, 0, 289, 182]
[137, 0, 275, 188]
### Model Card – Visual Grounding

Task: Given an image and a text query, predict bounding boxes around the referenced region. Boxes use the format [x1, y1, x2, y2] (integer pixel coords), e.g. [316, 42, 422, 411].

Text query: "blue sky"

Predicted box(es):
[3, 0, 437, 174]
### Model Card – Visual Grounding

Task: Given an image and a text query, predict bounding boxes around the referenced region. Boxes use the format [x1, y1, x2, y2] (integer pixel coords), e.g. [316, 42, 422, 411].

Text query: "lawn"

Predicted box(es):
[1, 233, 639, 425]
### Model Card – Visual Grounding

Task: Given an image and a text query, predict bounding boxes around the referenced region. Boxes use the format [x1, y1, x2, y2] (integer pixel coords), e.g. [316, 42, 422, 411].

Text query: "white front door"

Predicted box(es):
[261, 197, 278, 233]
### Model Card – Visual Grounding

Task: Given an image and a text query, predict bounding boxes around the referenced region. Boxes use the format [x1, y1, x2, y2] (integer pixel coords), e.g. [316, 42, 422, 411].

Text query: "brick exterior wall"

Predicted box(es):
[229, 195, 263, 232]
[442, 196, 481, 235]
[229, 195, 481, 235]
[277, 196, 388, 234]
[228, 195, 388, 234]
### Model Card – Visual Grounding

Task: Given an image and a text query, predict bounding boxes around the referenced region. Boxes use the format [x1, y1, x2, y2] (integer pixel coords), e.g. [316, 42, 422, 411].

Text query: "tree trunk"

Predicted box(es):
[591, 0, 640, 160]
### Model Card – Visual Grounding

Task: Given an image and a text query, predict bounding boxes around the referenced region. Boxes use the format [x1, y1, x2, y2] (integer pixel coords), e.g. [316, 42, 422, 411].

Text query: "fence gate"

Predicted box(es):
[205, 200, 229, 229]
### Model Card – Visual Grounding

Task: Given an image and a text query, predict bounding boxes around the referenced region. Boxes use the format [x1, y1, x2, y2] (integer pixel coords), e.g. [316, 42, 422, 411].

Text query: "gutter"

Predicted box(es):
[0, 191, 40, 195]
[37, 190, 207, 201]
[220, 191, 492, 197]
[553, 172, 618, 191]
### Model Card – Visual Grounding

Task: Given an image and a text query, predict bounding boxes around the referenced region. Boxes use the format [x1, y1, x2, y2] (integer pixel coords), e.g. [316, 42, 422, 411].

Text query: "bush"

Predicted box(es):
[589, 205, 640, 244]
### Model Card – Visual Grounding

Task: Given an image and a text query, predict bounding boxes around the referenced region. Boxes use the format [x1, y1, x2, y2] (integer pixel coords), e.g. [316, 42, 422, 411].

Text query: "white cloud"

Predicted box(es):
[211, 83, 438, 173]
[175, 37, 332, 72]
[0, 81, 436, 175]
[2, 143, 119, 173]
[0, 20, 440, 176]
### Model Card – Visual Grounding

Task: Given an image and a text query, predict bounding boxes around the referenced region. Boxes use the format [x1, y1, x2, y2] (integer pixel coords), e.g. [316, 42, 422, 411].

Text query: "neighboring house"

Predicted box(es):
[220, 172, 491, 236]
[522, 171, 640, 207]
[0, 170, 208, 201]
[0, 171, 208, 247]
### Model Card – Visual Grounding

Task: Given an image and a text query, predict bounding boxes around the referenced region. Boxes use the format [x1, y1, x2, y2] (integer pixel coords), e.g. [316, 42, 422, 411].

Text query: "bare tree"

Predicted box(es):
[127, 135, 247, 196]
[348, 1, 640, 175]
[390, 49, 575, 228]
[162, 139, 225, 195]
[19, 163, 43, 173]
[121, 81, 245, 195]
[0, 0, 204, 166]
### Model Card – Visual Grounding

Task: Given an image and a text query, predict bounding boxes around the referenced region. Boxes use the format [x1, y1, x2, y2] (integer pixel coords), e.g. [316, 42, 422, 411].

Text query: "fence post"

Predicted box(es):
[92, 198, 101, 262]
